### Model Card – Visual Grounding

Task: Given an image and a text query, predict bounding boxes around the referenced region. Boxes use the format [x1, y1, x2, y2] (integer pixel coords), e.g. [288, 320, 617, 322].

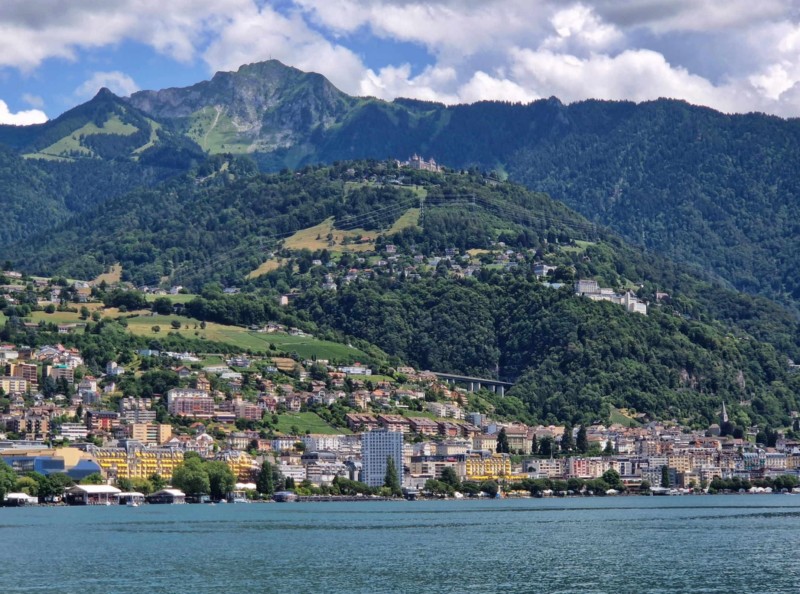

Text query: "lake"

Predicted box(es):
[2, 495, 799, 593]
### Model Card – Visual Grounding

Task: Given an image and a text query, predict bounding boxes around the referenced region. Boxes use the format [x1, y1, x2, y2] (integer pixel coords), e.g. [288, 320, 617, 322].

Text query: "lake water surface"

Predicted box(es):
[2, 495, 799, 593]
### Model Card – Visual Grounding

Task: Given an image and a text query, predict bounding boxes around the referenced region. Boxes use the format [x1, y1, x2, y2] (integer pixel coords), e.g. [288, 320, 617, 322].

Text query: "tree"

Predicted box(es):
[206, 461, 235, 501]
[576, 425, 588, 453]
[152, 297, 173, 315]
[480, 480, 499, 498]
[151, 325, 161, 333]
[530, 434, 538, 455]
[256, 461, 275, 495]
[172, 458, 210, 496]
[81, 473, 105, 485]
[496, 428, 510, 454]
[170, 320, 181, 330]
[130, 477, 154, 495]
[604, 440, 615, 455]
[384, 456, 401, 496]
[440, 467, 461, 491]
[602, 469, 623, 491]
[42, 473, 74, 500]
[79, 306, 90, 320]
[424, 479, 453, 497]
[538, 436, 554, 457]
[560, 423, 574, 453]
[661, 465, 671, 488]
[15, 476, 39, 496]
[149, 473, 167, 491]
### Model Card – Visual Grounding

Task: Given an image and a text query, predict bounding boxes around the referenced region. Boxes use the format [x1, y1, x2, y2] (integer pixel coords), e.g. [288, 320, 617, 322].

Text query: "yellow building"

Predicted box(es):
[667, 454, 692, 473]
[0, 376, 28, 395]
[459, 453, 514, 481]
[216, 450, 256, 481]
[91, 446, 183, 480]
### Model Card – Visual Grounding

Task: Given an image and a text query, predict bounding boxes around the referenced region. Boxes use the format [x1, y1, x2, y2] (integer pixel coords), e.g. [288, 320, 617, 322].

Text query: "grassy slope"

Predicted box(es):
[123, 313, 366, 360]
[26, 116, 139, 160]
[10, 306, 366, 361]
[274, 412, 352, 435]
[248, 207, 421, 278]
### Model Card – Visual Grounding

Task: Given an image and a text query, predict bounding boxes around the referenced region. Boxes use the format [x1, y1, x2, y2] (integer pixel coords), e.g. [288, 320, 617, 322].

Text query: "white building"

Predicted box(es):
[361, 429, 403, 488]
[58, 422, 89, 441]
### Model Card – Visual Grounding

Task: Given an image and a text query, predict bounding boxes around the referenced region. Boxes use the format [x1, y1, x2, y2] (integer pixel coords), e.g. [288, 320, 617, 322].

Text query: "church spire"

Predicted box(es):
[721, 401, 729, 424]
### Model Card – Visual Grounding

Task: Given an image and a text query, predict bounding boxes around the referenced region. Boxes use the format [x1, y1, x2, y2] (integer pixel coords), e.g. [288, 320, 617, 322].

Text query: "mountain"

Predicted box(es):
[0, 89, 205, 247]
[2, 61, 799, 310]
[124, 62, 800, 311]
[0, 87, 201, 163]
[128, 61, 355, 168]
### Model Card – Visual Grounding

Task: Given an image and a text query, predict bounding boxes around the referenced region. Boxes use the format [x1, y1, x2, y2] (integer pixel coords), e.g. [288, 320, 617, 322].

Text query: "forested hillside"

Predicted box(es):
[3, 61, 800, 312]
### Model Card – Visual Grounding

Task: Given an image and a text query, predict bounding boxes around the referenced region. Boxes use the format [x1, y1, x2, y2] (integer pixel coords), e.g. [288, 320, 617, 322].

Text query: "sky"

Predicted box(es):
[2, 0, 800, 125]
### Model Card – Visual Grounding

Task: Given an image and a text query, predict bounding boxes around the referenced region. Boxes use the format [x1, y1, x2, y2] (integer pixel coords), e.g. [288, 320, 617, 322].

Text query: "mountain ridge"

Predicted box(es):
[2, 60, 800, 314]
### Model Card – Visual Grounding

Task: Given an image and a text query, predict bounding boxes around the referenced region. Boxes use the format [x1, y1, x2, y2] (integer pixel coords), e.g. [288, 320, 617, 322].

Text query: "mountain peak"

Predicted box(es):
[93, 86, 117, 99]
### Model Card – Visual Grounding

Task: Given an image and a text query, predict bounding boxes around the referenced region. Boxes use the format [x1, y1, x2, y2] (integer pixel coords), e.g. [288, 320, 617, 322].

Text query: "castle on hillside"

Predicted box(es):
[398, 154, 443, 173]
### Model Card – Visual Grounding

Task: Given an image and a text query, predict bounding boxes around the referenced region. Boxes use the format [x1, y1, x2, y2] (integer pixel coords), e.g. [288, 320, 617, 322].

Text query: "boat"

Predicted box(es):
[126, 500, 139, 507]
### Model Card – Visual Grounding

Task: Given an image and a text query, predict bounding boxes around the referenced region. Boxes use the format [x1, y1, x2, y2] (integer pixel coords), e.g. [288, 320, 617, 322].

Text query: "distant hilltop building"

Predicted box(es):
[575, 279, 648, 315]
[398, 154, 443, 172]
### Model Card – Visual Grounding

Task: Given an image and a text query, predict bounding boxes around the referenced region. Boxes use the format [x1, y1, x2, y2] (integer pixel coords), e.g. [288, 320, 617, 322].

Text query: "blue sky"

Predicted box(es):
[1, 1, 799, 124]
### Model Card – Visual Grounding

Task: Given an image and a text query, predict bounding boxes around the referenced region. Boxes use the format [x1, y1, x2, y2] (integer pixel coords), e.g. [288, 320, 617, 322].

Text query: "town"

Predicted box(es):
[1, 331, 799, 505]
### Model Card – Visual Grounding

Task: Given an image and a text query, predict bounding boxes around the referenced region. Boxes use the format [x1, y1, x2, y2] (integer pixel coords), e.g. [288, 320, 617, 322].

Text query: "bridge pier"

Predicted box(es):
[468, 381, 474, 392]
[498, 386, 504, 397]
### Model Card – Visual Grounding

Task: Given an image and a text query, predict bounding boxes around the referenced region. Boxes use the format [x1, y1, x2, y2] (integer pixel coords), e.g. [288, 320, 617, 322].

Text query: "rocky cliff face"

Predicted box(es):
[127, 60, 355, 152]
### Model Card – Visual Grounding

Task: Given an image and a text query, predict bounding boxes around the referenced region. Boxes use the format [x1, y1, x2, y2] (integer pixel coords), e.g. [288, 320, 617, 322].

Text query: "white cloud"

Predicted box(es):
[0, 99, 47, 124]
[75, 71, 140, 99]
[585, 0, 790, 34]
[1, 0, 800, 117]
[508, 47, 755, 113]
[545, 4, 623, 52]
[296, 0, 550, 57]
[0, 0, 252, 70]
[457, 71, 539, 104]
[203, 4, 367, 94]
[360, 64, 458, 102]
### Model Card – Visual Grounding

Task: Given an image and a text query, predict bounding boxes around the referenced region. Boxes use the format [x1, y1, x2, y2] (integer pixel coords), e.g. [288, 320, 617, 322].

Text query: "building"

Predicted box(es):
[130, 423, 173, 445]
[8, 415, 49, 439]
[46, 364, 74, 384]
[65, 485, 121, 506]
[459, 452, 513, 481]
[408, 417, 439, 436]
[86, 411, 119, 432]
[361, 429, 403, 488]
[410, 455, 460, 479]
[169, 394, 215, 418]
[9, 362, 38, 387]
[58, 422, 89, 441]
[0, 447, 102, 480]
[378, 414, 411, 433]
[0, 376, 28, 395]
[216, 450, 257, 481]
[146, 489, 186, 504]
[90, 445, 184, 480]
